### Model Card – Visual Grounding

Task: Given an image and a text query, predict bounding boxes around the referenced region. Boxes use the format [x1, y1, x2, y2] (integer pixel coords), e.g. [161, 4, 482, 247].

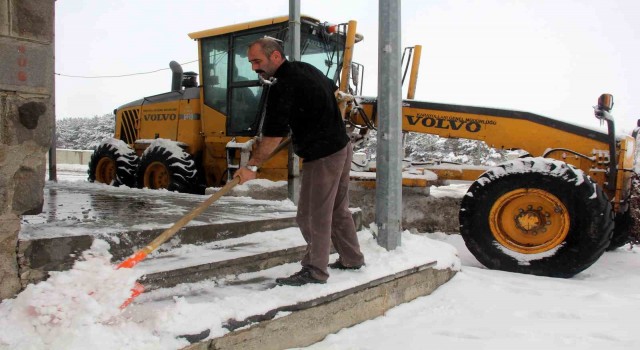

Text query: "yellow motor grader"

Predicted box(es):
[88, 15, 638, 278]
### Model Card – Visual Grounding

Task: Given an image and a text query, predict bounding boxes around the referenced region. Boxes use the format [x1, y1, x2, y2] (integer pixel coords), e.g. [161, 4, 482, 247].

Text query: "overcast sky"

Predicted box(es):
[55, 0, 640, 132]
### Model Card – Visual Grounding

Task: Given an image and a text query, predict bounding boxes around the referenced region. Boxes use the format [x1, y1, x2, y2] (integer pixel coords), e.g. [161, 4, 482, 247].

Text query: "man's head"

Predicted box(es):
[247, 38, 286, 79]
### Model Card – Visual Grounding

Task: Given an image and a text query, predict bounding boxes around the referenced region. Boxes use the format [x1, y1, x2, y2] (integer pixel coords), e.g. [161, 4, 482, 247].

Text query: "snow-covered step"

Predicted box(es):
[136, 228, 308, 290]
[123, 231, 460, 349]
[17, 213, 302, 287]
[129, 210, 361, 290]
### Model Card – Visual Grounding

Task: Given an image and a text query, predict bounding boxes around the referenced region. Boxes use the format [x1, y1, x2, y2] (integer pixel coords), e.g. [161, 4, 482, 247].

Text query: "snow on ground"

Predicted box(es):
[1, 166, 639, 349]
[301, 234, 640, 350]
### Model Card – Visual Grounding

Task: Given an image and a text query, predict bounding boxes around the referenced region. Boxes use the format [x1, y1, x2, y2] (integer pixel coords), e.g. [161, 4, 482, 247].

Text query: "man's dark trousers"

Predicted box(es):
[296, 142, 365, 281]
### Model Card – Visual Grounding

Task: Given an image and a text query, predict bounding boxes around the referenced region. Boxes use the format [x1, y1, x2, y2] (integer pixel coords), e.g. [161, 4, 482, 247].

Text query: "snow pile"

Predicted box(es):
[104, 138, 135, 158]
[140, 138, 191, 164]
[364, 225, 460, 271]
[0, 240, 186, 350]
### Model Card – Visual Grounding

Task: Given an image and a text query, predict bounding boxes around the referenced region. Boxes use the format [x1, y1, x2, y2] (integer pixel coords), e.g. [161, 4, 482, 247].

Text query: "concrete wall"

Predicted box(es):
[47, 149, 93, 165]
[228, 181, 462, 234]
[0, 0, 54, 300]
[349, 183, 461, 233]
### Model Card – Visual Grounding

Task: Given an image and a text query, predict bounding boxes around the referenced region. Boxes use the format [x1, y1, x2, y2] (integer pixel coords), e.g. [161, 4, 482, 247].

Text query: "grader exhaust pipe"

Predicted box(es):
[170, 60, 183, 92]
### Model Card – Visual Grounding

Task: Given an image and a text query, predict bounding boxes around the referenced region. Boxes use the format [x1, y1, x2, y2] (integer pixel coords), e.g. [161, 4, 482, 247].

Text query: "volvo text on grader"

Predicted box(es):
[88, 15, 638, 278]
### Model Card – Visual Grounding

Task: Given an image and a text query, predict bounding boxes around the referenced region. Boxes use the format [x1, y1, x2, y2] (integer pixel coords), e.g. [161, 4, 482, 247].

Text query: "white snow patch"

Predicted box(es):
[493, 241, 564, 265]
[142, 138, 192, 164]
[102, 138, 133, 156]
[0, 240, 171, 350]
[428, 183, 470, 198]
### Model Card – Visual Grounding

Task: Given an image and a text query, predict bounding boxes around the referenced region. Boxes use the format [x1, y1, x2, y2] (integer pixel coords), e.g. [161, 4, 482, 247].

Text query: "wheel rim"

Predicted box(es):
[489, 188, 570, 254]
[95, 157, 116, 184]
[143, 161, 170, 189]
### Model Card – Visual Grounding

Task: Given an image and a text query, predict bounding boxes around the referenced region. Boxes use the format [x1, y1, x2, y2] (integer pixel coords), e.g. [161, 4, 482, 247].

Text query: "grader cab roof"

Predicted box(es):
[187, 15, 363, 42]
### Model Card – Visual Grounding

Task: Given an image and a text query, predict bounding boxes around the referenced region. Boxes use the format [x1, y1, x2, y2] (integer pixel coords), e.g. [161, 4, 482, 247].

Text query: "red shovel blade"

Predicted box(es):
[120, 281, 145, 309]
[117, 250, 149, 309]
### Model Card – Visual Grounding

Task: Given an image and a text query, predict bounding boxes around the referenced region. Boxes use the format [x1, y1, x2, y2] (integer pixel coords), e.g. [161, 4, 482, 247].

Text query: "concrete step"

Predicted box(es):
[135, 228, 317, 291]
[17, 215, 299, 286]
[171, 261, 456, 349]
[142, 245, 308, 291]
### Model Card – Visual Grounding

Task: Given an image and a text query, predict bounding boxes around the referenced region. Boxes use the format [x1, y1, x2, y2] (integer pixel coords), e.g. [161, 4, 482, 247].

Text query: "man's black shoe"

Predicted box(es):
[328, 260, 364, 270]
[275, 268, 326, 286]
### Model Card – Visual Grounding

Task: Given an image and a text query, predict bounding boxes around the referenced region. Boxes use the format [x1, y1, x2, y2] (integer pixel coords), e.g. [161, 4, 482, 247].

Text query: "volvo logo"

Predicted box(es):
[405, 115, 492, 133]
[144, 113, 177, 121]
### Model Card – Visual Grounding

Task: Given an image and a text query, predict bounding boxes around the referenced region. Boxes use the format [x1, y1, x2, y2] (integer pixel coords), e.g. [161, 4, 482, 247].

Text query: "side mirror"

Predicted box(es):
[349, 62, 364, 95]
[597, 93, 614, 112]
[350, 63, 360, 87]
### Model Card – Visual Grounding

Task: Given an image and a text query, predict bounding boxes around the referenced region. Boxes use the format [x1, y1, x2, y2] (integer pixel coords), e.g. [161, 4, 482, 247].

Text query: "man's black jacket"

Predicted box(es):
[262, 60, 349, 162]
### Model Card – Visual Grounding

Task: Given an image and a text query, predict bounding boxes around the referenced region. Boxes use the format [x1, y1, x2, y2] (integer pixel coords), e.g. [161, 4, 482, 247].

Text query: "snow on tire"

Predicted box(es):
[136, 139, 203, 194]
[88, 138, 138, 187]
[459, 157, 614, 278]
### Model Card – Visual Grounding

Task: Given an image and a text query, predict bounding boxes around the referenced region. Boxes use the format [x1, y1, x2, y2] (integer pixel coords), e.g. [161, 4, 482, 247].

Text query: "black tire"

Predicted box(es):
[87, 139, 138, 187]
[136, 142, 204, 194]
[607, 209, 632, 250]
[459, 157, 614, 278]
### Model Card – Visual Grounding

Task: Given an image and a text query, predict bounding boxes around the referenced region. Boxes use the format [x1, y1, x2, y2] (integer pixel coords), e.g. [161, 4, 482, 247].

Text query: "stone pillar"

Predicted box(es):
[0, 0, 55, 300]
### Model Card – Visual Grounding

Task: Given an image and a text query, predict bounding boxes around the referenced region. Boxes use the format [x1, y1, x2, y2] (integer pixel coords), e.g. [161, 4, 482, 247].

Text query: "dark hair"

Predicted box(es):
[249, 37, 285, 58]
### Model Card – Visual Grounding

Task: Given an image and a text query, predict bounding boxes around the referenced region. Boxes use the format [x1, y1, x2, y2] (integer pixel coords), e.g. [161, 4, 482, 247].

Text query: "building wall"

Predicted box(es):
[47, 149, 94, 165]
[0, 0, 54, 300]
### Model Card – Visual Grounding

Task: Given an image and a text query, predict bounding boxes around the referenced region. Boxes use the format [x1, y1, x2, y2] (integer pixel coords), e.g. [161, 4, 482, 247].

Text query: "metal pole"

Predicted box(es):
[376, 0, 402, 250]
[49, 12, 57, 183]
[288, 0, 301, 61]
[49, 125, 57, 181]
[287, 0, 301, 204]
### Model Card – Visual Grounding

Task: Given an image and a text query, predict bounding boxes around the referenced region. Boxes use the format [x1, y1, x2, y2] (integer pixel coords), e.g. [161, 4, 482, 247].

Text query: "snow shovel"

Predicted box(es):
[117, 137, 292, 308]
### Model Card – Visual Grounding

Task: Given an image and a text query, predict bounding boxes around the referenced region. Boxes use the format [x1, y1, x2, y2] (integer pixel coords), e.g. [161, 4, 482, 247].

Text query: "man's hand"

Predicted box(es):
[232, 136, 283, 184]
[234, 166, 258, 185]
